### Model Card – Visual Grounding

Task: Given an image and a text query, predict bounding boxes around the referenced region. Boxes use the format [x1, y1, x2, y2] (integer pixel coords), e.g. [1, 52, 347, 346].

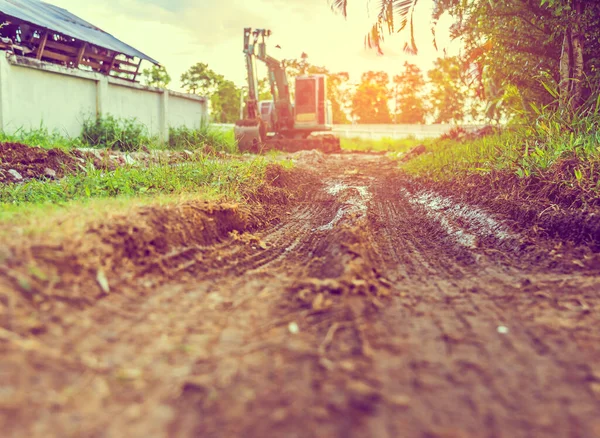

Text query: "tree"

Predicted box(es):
[428, 57, 465, 124]
[181, 63, 242, 123]
[211, 80, 241, 123]
[351, 71, 392, 124]
[141, 65, 171, 89]
[181, 62, 224, 96]
[393, 62, 428, 124]
[329, 0, 600, 115]
[257, 78, 273, 101]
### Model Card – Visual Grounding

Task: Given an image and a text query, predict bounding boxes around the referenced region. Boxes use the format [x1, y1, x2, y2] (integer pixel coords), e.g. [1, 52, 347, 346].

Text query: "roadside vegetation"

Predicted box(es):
[340, 136, 426, 153]
[0, 117, 279, 235]
[1, 115, 235, 153]
[404, 101, 600, 206]
[0, 126, 82, 151]
[0, 156, 269, 206]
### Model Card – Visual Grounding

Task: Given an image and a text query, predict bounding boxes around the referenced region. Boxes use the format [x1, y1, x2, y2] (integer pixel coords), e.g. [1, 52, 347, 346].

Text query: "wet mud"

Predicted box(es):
[1, 153, 600, 438]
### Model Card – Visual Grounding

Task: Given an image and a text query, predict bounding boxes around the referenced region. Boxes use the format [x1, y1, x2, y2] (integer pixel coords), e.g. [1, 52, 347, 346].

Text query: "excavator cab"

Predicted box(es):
[294, 75, 333, 131]
[259, 100, 275, 131]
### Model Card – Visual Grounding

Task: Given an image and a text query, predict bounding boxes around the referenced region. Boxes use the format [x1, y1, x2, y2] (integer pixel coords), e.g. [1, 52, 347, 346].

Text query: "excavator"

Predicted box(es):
[234, 28, 341, 153]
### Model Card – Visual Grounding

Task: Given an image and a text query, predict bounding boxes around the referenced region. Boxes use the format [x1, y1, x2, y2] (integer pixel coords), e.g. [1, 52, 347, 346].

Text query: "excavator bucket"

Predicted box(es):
[234, 119, 265, 153]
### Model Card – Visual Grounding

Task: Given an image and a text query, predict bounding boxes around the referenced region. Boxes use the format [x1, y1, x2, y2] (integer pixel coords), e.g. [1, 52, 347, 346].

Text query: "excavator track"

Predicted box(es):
[261, 135, 341, 154]
[235, 121, 341, 154]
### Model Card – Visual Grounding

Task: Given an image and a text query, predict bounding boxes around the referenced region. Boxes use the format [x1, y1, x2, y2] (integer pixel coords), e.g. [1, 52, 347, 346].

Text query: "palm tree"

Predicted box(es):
[329, 0, 422, 55]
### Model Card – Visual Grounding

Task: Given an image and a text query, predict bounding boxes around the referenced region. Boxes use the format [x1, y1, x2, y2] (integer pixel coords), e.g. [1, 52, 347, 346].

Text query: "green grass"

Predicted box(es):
[169, 125, 237, 153]
[0, 125, 83, 151]
[81, 115, 155, 151]
[340, 135, 426, 153]
[403, 107, 600, 204]
[2, 117, 239, 153]
[0, 156, 269, 207]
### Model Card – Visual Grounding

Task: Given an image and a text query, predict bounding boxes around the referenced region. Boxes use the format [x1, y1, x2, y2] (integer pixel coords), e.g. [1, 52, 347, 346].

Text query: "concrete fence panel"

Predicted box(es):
[106, 82, 162, 136]
[168, 93, 206, 131]
[0, 54, 208, 141]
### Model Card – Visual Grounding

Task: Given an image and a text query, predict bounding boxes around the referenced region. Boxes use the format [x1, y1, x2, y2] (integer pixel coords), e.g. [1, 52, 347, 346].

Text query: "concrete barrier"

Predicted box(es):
[0, 54, 208, 141]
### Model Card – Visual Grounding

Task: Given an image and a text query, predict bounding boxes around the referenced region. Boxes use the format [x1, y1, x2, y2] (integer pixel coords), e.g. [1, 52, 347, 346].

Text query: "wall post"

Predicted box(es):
[96, 75, 109, 118]
[159, 90, 169, 143]
[0, 55, 11, 132]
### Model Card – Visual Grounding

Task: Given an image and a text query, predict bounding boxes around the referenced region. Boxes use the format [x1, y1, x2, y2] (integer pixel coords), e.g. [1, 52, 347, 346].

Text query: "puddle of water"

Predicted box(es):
[317, 180, 372, 231]
[401, 188, 518, 249]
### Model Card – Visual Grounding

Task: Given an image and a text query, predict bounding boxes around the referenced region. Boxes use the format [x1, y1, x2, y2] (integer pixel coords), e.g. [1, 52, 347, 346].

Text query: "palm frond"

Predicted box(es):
[329, 0, 348, 17]
[365, 0, 420, 54]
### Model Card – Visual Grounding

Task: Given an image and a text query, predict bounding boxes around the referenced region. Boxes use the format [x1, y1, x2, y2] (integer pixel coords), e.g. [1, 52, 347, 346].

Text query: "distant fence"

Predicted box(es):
[212, 123, 488, 140]
[0, 54, 208, 141]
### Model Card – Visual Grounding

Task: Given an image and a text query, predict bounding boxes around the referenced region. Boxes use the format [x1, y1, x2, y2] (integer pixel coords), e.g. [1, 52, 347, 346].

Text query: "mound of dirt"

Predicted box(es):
[0, 142, 93, 183]
[0, 164, 311, 335]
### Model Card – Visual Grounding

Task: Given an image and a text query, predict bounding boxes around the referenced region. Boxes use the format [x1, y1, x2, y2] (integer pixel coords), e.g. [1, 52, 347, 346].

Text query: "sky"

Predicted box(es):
[43, 0, 461, 91]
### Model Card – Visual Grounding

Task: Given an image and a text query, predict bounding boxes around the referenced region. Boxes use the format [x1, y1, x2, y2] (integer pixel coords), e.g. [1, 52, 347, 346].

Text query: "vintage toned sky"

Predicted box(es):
[44, 0, 459, 90]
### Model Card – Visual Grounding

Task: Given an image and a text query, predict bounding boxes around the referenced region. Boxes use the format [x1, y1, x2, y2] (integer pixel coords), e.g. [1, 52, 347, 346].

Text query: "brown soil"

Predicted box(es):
[2, 154, 600, 438]
[0, 142, 241, 185]
[0, 142, 92, 183]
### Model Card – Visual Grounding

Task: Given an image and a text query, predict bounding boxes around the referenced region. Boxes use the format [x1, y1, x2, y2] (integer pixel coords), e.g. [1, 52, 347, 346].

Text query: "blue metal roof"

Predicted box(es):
[0, 0, 159, 64]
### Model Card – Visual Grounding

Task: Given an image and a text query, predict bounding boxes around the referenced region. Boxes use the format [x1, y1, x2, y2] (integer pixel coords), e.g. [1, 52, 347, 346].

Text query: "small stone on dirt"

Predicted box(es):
[44, 167, 57, 178]
[8, 169, 23, 180]
[497, 325, 509, 334]
[288, 322, 300, 334]
[96, 269, 110, 294]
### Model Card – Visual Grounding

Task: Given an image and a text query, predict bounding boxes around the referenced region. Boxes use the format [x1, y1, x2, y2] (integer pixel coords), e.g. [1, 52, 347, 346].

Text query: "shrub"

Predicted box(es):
[82, 115, 148, 151]
[169, 124, 237, 153]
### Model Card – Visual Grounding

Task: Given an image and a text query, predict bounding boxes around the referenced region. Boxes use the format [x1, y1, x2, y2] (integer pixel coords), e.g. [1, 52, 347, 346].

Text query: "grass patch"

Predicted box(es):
[0, 126, 82, 151]
[81, 115, 154, 151]
[403, 109, 600, 206]
[2, 118, 239, 153]
[341, 135, 426, 153]
[169, 125, 237, 153]
[0, 156, 270, 207]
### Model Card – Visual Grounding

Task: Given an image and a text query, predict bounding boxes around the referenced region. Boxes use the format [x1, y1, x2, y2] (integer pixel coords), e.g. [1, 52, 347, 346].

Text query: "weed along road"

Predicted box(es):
[2, 152, 600, 438]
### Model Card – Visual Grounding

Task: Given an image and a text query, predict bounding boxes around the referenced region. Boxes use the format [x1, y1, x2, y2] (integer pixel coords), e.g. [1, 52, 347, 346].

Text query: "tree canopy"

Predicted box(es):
[329, 0, 600, 117]
[141, 65, 171, 89]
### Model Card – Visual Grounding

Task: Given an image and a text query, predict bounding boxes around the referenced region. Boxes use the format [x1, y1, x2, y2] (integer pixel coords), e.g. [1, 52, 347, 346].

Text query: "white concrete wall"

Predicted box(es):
[168, 93, 206, 130]
[106, 82, 162, 135]
[0, 54, 208, 141]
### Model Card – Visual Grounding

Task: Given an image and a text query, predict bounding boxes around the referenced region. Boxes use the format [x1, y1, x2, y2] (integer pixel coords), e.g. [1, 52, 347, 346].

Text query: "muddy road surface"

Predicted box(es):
[2, 153, 600, 438]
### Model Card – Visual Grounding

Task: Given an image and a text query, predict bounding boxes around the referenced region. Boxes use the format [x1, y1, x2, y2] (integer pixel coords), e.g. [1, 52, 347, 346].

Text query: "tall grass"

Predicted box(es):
[169, 124, 237, 153]
[2, 116, 238, 153]
[0, 155, 269, 205]
[403, 96, 600, 203]
[341, 135, 425, 153]
[81, 115, 152, 151]
[0, 125, 82, 150]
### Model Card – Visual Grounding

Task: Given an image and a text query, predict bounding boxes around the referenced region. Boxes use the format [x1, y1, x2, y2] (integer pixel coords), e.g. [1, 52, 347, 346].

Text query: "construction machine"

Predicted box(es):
[234, 28, 341, 153]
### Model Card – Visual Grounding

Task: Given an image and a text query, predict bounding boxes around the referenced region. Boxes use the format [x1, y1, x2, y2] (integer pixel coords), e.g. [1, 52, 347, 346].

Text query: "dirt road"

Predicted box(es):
[2, 153, 600, 437]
